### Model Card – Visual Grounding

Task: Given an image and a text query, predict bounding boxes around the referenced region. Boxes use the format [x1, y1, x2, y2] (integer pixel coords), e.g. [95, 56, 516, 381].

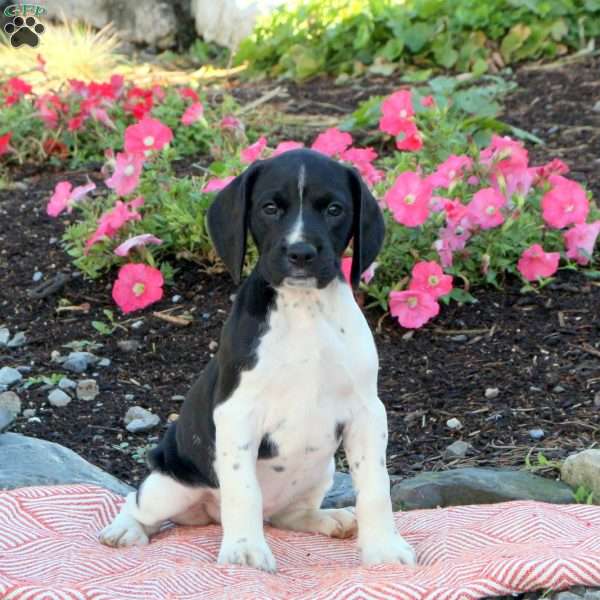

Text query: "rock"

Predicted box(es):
[0, 408, 15, 433]
[594, 391, 600, 408]
[124, 406, 160, 433]
[484, 387, 499, 399]
[0, 367, 22, 387]
[593, 100, 600, 113]
[171, 395, 185, 402]
[48, 389, 72, 408]
[0, 328, 10, 346]
[555, 593, 585, 600]
[208, 340, 219, 352]
[391, 467, 574, 511]
[529, 428, 545, 441]
[76, 379, 99, 402]
[27, 416, 41, 424]
[7, 331, 26, 348]
[446, 417, 462, 431]
[450, 334, 468, 342]
[22, 408, 36, 418]
[124, 394, 135, 401]
[321, 472, 356, 508]
[58, 377, 77, 390]
[561, 449, 600, 503]
[172, 294, 182, 303]
[117, 340, 141, 353]
[0, 433, 133, 495]
[444, 440, 471, 459]
[0, 391, 21, 417]
[32, 271, 43, 282]
[584, 590, 600, 600]
[168, 413, 179, 423]
[553, 385, 565, 393]
[131, 320, 144, 329]
[98, 358, 111, 367]
[63, 352, 98, 373]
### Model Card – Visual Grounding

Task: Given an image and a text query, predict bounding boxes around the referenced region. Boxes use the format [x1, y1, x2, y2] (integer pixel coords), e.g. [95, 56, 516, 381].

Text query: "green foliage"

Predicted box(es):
[573, 484, 594, 504]
[235, 0, 600, 80]
[23, 373, 64, 389]
[91, 309, 126, 335]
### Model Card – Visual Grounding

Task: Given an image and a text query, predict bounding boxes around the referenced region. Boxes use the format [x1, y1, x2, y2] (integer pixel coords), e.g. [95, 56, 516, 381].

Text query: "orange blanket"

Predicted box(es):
[1, 484, 599, 599]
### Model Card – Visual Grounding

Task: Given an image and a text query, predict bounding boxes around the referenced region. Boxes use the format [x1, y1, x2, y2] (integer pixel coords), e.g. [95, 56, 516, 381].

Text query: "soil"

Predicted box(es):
[1, 56, 599, 494]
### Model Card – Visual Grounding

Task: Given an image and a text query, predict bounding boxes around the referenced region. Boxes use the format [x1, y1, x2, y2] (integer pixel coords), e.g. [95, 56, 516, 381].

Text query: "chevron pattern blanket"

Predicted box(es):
[1, 485, 600, 600]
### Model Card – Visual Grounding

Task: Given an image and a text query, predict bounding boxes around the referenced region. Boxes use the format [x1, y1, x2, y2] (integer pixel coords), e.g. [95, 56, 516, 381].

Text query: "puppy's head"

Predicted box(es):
[207, 148, 384, 289]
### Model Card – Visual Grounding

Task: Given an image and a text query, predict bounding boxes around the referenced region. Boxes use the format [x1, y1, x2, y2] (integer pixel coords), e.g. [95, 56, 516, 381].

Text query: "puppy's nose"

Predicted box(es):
[287, 241, 317, 267]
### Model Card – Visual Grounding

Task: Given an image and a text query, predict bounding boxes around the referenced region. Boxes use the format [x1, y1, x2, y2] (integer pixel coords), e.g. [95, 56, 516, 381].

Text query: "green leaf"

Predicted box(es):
[92, 321, 113, 335]
[403, 22, 435, 53]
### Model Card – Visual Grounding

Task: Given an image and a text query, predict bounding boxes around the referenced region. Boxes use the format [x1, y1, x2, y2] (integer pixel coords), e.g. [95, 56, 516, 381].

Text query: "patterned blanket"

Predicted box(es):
[1, 484, 599, 600]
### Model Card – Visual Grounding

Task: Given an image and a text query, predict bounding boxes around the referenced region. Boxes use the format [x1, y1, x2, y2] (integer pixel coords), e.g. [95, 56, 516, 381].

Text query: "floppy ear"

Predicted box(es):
[207, 164, 261, 284]
[347, 168, 385, 289]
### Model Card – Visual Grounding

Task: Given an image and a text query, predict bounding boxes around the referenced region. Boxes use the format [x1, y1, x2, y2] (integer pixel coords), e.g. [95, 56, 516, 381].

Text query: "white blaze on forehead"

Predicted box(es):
[287, 164, 306, 244]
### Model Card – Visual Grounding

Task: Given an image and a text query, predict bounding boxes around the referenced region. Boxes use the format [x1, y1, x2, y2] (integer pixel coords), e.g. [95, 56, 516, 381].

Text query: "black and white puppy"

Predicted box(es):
[99, 148, 416, 572]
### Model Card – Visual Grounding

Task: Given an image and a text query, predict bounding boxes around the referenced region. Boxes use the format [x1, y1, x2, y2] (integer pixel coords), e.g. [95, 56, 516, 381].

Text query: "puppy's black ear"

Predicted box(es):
[347, 168, 385, 289]
[207, 164, 261, 284]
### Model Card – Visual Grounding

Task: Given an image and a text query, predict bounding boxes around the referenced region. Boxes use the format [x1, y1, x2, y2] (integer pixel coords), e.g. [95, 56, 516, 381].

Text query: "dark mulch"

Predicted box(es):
[1, 56, 599, 490]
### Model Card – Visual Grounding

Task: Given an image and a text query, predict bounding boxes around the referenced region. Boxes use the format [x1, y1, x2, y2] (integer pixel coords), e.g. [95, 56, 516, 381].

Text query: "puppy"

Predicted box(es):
[99, 148, 416, 572]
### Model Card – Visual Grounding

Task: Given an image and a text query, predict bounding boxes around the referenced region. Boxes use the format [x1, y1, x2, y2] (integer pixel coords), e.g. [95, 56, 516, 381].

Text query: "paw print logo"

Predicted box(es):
[4, 16, 45, 48]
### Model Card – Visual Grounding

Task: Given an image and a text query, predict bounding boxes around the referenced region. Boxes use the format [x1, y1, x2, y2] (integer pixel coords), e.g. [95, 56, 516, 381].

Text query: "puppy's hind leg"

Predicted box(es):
[99, 471, 207, 547]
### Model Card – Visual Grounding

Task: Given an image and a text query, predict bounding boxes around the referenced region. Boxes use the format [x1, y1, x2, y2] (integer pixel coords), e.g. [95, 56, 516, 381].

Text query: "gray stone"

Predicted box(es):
[208, 340, 219, 352]
[561, 449, 600, 503]
[0, 328, 10, 346]
[593, 100, 600, 113]
[124, 406, 160, 433]
[58, 377, 77, 390]
[321, 472, 356, 508]
[0, 367, 22, 387]
[22, 408, 36, 418]
[554, 593, 585, 600]
[584, 590, 600, 600]
[7, 331, 27, 348]
[76, 379, 99, 402]
[0, 433, 133, 495]
[172, 395, 185, 402]
[553, 385, 566, 393]
[0, 391, 21, 417]
[172, 294, 182, 303]
[450, 334, 467, 342]
[0, 408, 15, 432]
[529, 428, 545, 440]
[32, 271, 43, 282]
[131, 320, 144, 329]
[48, 389, 72, 408]
[391, 467, 574, 511]
[98, 358, 111, 367]
[63, 352, 98, 373]
[594, 391, 600, 408]
[118, 340, 141, 353]
[446, 417, 462, 430]
[444, 440, 471, 459]
[485, 387, 499, 399]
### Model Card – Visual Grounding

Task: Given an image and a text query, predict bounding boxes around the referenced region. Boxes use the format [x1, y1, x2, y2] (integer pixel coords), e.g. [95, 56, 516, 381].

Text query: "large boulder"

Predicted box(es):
[561, 449, 600, 504]
[0, 433, 133, 496]
[392, 467, 574, 511]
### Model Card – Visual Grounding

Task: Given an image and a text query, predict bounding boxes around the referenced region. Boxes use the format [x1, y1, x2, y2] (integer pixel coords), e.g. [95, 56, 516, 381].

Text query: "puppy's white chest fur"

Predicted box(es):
[214, 278, 378, 517]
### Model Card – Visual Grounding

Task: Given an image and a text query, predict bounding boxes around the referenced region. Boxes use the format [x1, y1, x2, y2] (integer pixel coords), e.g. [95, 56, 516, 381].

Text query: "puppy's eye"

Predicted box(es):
[262, 202, 279, 216]
[326, 203, 343, 217]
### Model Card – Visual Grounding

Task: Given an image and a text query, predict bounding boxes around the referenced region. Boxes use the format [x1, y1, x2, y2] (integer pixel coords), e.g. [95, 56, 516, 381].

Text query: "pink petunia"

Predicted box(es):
[534, 158, 569, 183]
[0, 132, 12, 156]
[112, 263, 164, 313]
[220, 115, 243, 131]
[427, 155, 473, 189]
[409, 261, 453, 299]
[384, 171, 432, 227]
[240, 136, 268, 164]
[272, 140, 304, 157]
[90, 107, 116, 130]
[501, 166, 536, 199]
[179, 87, 200, 103]
[379, 90, 415, 136]
[341, 147, 383, 186]
[106, 152, 145, 196]
[541, 176, 589, 229]
[389, 290, 440, 329]
[114, 234, 163, 257]
[394, 119, 423, 152]
[86, 198, 143, 250]
[467, 187, 506, 229]
[181, 102, 205, 126]
[124, 118, 173, 155]
[434, 237, 454, 269]
[202, 176, 235, 193]
[563, 221, 600, 265]
[517, 244, 560, 281]
[311, 128, 352, 157]
[46, 180, 96, 217]
[480, 135, 529, 176]
[340, 256, 377, 285]
[421, 95, 435, 107]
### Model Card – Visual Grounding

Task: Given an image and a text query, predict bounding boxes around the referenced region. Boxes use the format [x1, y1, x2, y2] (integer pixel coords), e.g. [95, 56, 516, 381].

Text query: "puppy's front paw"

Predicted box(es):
[218, 537, 277, 572]
[99, 513, 150, 548]
[359, 534, 416, 567]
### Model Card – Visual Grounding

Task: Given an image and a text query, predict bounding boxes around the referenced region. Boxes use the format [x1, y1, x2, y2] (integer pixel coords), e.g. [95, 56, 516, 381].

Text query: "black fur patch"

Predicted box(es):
[258, 433, 279, 459]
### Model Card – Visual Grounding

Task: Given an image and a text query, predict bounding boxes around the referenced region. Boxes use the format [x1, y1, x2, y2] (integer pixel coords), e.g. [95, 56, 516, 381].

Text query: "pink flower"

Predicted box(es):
[240, 136, 267, 164]
[114, 234, 163, 257]
[434, 237, 454, 269]
[112, 263, 164, 313]
[501, 167, 536, 199]
[179, 87, 199, 103]
[564, 221, 600, 265]
[46, 180, 96, 217]
[68, 115, 86, 131]
[421, 95, 435, 107]
[467, 187, 506, 229]
[379, 90, 415, 136]
[35, 94, 63, 128]
[480, 135, 529, 176]
[124, 118, 173, 155]
[106, 152, 145, 196]
[384, 171, 432, 227]
[534, 158, 569, 183]
[427, 155, 473, 189]
[541, 176, 589, 229]
[220, 115, 243, 131]
[311, 128, 352, 157]
[341, 147, 383, 186]
[394, 119, 423, 152]
[86, 198, 143, 250]
[340, 256, 377, 285]
[409, 261, 453, 299]
[390, 290, 440, 329]
[181, 102, 204, 126]
[443, 198, 469, 227]
[90, 107, 116, 130]
[202, 176, 235, 193]
[517, 244, 560, 281]
[272, 141, 304, 157]
[0, 132, 12, 156]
